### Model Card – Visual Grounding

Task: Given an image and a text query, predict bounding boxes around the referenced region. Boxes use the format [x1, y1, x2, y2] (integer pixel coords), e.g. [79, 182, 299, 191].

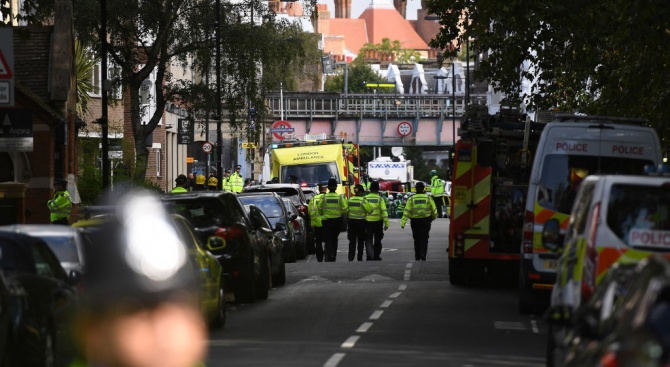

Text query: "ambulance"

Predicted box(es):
[270, 135, 359, 196]
[518, 115, 663, 313]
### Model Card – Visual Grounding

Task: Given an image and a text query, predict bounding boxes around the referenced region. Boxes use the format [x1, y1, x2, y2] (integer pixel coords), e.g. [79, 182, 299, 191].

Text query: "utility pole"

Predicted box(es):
[100, 0, 110, 189]
[215, 0, 223, 189]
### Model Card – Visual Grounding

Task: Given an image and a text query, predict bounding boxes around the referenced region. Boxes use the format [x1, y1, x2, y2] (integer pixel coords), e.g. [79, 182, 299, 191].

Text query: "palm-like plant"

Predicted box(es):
[75, 39, 97, 117]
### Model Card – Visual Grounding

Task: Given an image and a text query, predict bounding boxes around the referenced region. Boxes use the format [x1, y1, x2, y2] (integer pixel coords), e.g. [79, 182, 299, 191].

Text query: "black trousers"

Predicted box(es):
[322, 217, 342, 262]
[314, 226, 324, 262]
[51, 218, 69, 225]
[347, 219, 367, 261]
[365, 220, 384, 260]
[410, 217, 432, 260]
[433, 196, 446, 218]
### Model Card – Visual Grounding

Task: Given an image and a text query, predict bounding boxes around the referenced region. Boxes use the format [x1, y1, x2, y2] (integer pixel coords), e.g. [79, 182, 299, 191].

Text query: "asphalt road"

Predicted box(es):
[206, 218, 547, 367]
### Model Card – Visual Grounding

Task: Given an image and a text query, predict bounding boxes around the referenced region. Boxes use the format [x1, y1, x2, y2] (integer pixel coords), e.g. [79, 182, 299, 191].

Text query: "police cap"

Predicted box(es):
[369, 181, 380, 191]
[175, 174, 187, 185]
[415, 181, 425, 191]
[224, 168, 231, 173]
[235, 165, 242, 169]
[327, 178, 338, 188]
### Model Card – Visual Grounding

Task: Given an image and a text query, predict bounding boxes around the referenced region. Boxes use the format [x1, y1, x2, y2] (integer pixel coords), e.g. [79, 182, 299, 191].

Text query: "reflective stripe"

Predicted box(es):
[347, 196, 366, 219]
[363, 193, 388, 222]
[320, 192, 347, 219]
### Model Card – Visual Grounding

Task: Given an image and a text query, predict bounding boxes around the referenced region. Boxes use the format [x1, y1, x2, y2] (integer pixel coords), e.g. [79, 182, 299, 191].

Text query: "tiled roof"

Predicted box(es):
[359, 5, 428, 50]
[328, 18, 368, 55]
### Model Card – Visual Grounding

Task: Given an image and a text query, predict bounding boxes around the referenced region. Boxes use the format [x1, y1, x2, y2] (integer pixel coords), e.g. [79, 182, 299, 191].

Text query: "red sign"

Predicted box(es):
[202, 141, 213, 153]
[271, 120, 294, 140]
[397, 121, 412, 137]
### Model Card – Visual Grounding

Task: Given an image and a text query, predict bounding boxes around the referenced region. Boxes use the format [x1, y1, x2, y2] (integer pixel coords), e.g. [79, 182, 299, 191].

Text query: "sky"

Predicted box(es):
[318, 0, 423, 20]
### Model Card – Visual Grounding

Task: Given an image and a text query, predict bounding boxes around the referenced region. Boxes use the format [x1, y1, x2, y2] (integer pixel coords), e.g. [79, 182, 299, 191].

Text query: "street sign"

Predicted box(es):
[242, 142, 258, 149]
[177, 118, 193, 144]
[397, 121, 412, 137]
[0, 109, 33, 152]
[186, 157, 194, 163]
[270, 120, 294, 140]
[0, 28, 14, 107]
[202, 141, 213, 154]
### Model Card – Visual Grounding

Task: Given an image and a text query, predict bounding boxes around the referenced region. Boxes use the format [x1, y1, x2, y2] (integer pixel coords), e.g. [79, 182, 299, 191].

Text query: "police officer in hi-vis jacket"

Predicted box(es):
[362, 181, 389, 261]
[318, 178, 348, 262]
[347, 185, 367, 261]
[401, 181, 437, 261]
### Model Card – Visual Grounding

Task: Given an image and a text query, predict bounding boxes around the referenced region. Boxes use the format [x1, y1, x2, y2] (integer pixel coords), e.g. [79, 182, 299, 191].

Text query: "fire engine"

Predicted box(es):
[270, 133, 360, 197]
[448, 105, 544, 285]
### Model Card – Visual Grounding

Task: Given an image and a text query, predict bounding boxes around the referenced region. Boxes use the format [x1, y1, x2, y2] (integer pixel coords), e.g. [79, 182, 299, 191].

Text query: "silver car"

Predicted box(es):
[283, 198, 306, 260]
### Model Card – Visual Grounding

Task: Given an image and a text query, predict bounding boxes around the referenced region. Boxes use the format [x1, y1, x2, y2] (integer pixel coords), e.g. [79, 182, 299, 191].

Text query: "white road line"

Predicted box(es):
[356, 322, 373, 333]
[404, 271, 411, 281]
[406, 263, 413, 268]
[380, 300, 393, 308]
[341, 335, 360, 349]
[531, 319, 539, 333]
[399, 283, 407, 291]
[324, 353, 346, 367]
[389, 291, 402, 299]
[370, 310, 384, 320]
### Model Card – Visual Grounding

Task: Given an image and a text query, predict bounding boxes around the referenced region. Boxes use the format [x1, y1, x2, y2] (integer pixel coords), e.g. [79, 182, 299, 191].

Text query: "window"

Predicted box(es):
[281, 162, 340, 186]
[607, 184, 670, 247]
[156, 149, 161, 176]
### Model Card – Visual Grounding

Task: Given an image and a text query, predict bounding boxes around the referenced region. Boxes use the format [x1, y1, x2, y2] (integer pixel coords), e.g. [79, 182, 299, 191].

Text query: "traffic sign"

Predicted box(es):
[242, 142, 258, 149]
[397, 121, 412, 137]
[271, 120, 294, 140]
[0, 28, 14, 107]
[202, 142, 213, 154]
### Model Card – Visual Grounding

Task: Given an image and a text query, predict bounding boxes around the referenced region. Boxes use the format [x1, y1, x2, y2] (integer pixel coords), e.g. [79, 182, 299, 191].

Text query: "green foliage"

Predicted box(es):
[360, 37, 422, 64]
[75, 40, 96, 117]
[424, 0, 670, 152]
[323, 62, 386, 94]
[77, 139, 102, 206]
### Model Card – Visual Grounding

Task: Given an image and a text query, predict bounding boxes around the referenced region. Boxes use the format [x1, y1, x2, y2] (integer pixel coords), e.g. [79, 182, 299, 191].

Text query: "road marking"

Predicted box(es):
[357, 322, 373, 333]
[399, 283, 407, 290]
[494, 321, 526, 331]
[531, 319, 539, 333]
[324, 353, 346, 367]
[370, 310, 384, 320]
[341, 335, 360, 349]
[389, 292, 401, 299]
[380, 300, 393, 308]
[406, 263, 413, 268]
[404, 270, 411, 280]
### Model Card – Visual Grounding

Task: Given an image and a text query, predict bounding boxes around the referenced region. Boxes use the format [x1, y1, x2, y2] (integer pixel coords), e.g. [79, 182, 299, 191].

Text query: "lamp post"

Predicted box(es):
[99, 0, 109, 189]
[215, 0, 223, 190]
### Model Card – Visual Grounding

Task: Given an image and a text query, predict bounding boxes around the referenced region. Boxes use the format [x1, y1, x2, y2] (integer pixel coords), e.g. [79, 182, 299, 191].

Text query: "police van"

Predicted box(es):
[544, 169, 670, 366]
[518, 115, 663, 313]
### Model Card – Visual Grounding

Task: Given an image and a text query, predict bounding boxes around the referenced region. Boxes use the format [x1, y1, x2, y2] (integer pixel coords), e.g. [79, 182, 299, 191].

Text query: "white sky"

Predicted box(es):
[318, 0, 423, 20]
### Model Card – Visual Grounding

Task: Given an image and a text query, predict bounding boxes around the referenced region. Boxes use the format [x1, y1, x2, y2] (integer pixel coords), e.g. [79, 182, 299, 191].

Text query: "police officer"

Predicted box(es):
[401, 181, 437, 261]
[347, 184, 367, 261]
[230, 165, 244, 193]
[361, 174, 371, 192]
[69, 190, 207, 367]
[207, 176, 219, 191]
[362, 181, 388, 261]
[430, 169, 447, 218]
[48, 178, 72, 224]
[171, 174, 189, 193]
[222, 169, 232, 191]
[318, 178, 348, 262]
[309, 183, 327, 262]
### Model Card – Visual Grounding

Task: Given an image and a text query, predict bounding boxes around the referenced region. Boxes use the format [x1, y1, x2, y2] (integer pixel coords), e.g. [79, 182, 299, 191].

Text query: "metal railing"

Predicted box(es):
[266, 92, 487, 119]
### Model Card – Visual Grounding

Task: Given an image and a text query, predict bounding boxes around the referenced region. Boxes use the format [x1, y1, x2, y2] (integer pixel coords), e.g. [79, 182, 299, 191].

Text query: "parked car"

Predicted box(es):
[301, 186, 318, 204]
[0, 232, 80, 367]
[161, 192, 270, 303]
[245, 205, 286, 286]
[237, 192, 298, 263]
[283, 197, 307, 260]
[0, 268, 13, 364]
[243, 183, 314, 254]
[0, 224, 86, 274]
[563, 255, 670, 367]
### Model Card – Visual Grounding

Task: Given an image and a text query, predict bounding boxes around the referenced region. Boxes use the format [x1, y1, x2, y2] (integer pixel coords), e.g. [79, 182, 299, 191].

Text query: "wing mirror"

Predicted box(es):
[542, 219, 562, 252]
[275, 222, 286, 231]
[207, 236, 226, 252]
[68, 270, 83, 286]
[290, 213, 298, 221]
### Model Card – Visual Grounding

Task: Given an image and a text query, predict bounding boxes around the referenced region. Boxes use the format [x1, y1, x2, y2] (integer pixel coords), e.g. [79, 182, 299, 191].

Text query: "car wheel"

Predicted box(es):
[234, 252, 257, 304]
[255, 251, 270, 300]
[211, 279, 227, 328]
[272, 256, 286, 286]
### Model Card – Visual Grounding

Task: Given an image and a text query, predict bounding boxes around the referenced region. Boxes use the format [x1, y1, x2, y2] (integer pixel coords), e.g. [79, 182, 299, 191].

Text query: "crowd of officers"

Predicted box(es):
[308, 177, 439, 263]
[171, 165, 245, 194]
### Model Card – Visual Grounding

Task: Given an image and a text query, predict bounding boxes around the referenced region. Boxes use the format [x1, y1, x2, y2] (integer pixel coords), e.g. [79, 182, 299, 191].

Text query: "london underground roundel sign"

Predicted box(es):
[397, 121, 412, 137]
[270, 120, 295, 140]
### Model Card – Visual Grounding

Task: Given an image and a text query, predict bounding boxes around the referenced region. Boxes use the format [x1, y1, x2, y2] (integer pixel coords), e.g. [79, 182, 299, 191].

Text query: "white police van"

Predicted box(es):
[518, 115, 663, 313]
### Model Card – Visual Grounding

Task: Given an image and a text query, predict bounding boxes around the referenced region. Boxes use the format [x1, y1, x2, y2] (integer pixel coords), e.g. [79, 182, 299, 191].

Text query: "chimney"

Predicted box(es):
[393, 0, 406, 18]
[334, 0, 351, 19]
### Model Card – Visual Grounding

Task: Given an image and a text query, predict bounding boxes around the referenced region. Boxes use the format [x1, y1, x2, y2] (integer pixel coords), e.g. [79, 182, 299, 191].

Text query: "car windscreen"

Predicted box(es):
[38, 235, 79, 263]
[281, 162, 340, 186]
[170, 199, 236, 227]
[537, 155, 654, 214]
[237, 196, 284, 218]
[607, 184, 670, 248]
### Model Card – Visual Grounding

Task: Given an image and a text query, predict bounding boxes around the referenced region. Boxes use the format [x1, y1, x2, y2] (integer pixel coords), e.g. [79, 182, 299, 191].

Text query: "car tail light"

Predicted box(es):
[523, 210, 535, 255]
[214, 225, 244, 241]
[292, 219, 300, 230]
[298, 205, 308, 215]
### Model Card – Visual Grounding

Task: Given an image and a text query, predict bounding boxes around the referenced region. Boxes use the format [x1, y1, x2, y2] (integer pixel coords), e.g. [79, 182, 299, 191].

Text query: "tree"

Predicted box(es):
[424, 0, 670, 151]
[360, 37, 422, 64]
[23, 0, 318, 182]
[324, 57, 386, 93]
[74, 40, 97, 118]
